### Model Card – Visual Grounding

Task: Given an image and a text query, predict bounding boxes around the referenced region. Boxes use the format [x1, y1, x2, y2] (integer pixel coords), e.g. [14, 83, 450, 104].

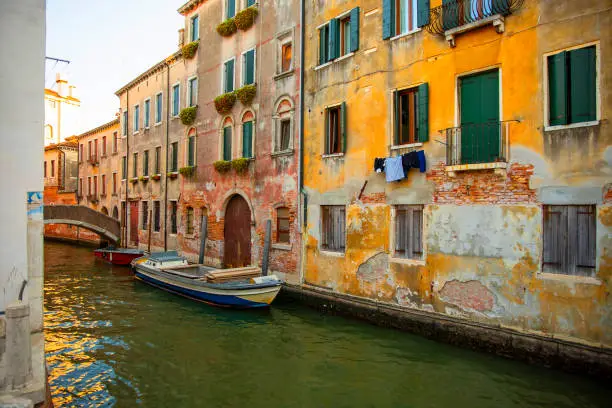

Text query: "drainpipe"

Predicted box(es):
[298, 0, 306, 283]
[75, 146, 80, 205]
[124, 91, 129, 247]
[164, 61, 170, 251]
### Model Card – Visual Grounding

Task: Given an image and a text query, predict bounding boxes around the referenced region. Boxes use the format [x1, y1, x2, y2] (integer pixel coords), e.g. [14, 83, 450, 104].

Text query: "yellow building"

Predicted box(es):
[302, 0, 611, 355]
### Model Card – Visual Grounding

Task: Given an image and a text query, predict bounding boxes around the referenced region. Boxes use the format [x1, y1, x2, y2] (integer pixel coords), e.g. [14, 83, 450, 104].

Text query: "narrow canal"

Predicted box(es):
[44, 241, 610, 407]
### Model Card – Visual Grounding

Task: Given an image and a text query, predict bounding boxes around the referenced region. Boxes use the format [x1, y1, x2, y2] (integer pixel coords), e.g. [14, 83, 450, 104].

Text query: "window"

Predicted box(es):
[325, 103, 346, 154]
[548, 45, 597, 127]
[279, 120, 291, 151]
[88, 141, 92, 160]
[155, 93, 163, 124]
[222, 126, 232, 161]
[319, 8, 360, 65]
[321, 205, 346, 252]
[101, 136, 106, 156]
[172, 84, 180, 116]
[79, 178, 83, 196]
[394, 205, 423, 259]
[276, 207, 290, 243]
[543, 205, 596, 277]
[112, 173, 117, 194]
[155, 146, 161, 174]
[242, 121, 253, 158]
[153, 201, 161, 232]
[44, 161, 47, 178]
[113, 132, 118, 153]
[186, 207, 194, 235]
[188, 77, 198, 107]
[188, 134, 196, 166]
[170, 201, 178, 234]
[122, 156, 127, 180]
[281, 42, 292, 73]
[144, 99, 150, 128]
[190, 14, 199, 41]
[94, 176, 98, 196]
[87, 176, 91, 195]
[246, 0, 255, 7]
[134, 105, 140, 132]
[394, 84, 429, 145]
[274, 98, 294, 152]
[383, 0, 428, 40]
[142, 201, 149, 230]
[170, 142, 179, 172]
[94, 139, 98, 160]
[223, 59, 235, 93]
[122, 111, 128, 136]
[226, 0, 236, 19]
[242, 49, 255, 86]
[132, 152, 138, 178]
[79, 144, 83, 162]
[143, 150, 149, 176]
[51, 160, 55, 177]
[101, 174, 106, 195]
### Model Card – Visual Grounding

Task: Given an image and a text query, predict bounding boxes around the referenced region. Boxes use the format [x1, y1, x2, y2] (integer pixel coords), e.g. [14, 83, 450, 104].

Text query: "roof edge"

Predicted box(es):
[114, 51, 182, 96]
[76, 118, 120, 139]
[178, 0, 206, 15]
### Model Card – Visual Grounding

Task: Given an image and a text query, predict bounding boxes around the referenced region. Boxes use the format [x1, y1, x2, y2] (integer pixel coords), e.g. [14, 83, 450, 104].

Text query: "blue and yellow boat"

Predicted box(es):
[131, 252, 282, 308]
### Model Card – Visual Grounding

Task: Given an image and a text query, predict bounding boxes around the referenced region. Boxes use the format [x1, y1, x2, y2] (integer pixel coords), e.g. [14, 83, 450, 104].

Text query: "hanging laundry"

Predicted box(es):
[374, 158, 385, 173]
[417, 150, 426, 173]
[401, 151, 420, 176]
[384, 156, 404, 182]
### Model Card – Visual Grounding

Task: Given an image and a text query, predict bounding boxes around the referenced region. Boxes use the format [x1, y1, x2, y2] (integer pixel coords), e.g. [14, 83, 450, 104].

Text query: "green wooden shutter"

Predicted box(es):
[569, 46, 596, 124]
[382, 0, 394, 40]
[417, 0, 430, 27]
[350, 8, 360, 53]
[548, 52, 568, 126]
[227, 0, 235, 18]
[324, 108, 330, 154]
[223, 127, 232, 161]
[172, 143, 178, 171]
[417, 83, 429, 142]
[242, 122, 253, 158]
[245, 50, 255, 85]
[319, 26, 327, 65]
[394, 91, 400, 145]
[492, 0, 511, 16]
[329, 18, 339, 60]
[225, 60, 234, 92]
[188, 136, 195, 166]
[341, 102, 347, 153]
[443, 0, 458, 30]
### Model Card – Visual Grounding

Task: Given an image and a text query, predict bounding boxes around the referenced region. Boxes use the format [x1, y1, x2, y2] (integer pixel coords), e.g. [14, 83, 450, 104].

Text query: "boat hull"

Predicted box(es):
[133, 265, 281, 308]
[94, 249, 144, 266]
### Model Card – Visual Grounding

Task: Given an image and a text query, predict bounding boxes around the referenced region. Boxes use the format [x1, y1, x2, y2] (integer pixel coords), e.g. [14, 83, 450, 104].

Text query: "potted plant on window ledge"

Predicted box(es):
[213, 160, 232, 173]
[231, 158, 251, 174]
[179, 166, 196, 177]
[214, 92, 236, 114]
[167, 171, 179, 179]
[235, 84, 256, 105]
[151, 174, 161, 181]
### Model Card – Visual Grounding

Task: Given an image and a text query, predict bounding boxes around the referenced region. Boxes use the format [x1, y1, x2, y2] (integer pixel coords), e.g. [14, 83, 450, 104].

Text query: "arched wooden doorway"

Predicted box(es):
[223, 195, 251, 268]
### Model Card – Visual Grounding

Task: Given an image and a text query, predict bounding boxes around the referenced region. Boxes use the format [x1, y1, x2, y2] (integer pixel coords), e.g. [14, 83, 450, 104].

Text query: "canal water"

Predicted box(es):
[44, 241, 611, 407]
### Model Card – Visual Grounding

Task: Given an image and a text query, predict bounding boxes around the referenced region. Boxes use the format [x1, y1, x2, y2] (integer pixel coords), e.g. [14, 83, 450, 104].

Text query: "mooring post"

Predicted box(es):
[199, 215, 208, 264]
[262, 219, 271, 276]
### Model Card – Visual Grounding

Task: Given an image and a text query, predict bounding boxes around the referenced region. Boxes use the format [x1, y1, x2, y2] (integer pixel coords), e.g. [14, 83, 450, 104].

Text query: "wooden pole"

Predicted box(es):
[147, 209, 152, 254]
[199, 214, 208, 264]
[262, 219, 271, 276]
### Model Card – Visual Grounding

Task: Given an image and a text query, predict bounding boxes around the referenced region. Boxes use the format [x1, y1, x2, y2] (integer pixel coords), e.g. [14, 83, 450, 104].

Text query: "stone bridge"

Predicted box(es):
[44, 205, 121, 243]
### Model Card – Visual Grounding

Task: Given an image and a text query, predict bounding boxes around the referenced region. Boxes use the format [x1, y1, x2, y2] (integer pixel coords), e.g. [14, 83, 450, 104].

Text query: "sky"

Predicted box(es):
[46, 0, 184, 134]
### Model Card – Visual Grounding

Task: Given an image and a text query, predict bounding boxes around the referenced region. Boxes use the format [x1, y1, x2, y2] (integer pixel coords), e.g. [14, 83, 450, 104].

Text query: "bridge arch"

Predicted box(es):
[44, 205, 121, 243]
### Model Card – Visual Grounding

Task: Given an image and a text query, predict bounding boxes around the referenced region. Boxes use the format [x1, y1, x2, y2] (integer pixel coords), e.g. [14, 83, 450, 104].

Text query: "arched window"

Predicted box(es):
[241, 111, 255, 158]
[273, 98, 294, 153]
[221, 117, 233, 161]
[112, 206, 119, 220]
[186, 206, 194, 235]
[276, 207, 290, 243]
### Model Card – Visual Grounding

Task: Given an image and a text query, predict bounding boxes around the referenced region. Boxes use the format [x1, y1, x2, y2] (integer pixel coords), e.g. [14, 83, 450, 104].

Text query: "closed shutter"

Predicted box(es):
[382, 0, 394, 39]
[246, 0, 255, 6]
[395, 206, 423, 259]
[242, 121, 253, 158]
[188, 136, 195, 166]
[417, 83, 429, 142]
[571, 205, 596, 276]
[245, 50, 255, 85]
[548, 52, 568, 126]
[442, 0, 459, 30]
[417, 0, 430, 28]
[223, 127, 232, 161]
[319, 25, 328, 65]
[569, 46, 596, 124]
[340, 102, 347, 153]
[329, 18, 340, 60]
[225, 60, 234, 93]
[350, 8, 360, 53]
[227, 0, 235, 18]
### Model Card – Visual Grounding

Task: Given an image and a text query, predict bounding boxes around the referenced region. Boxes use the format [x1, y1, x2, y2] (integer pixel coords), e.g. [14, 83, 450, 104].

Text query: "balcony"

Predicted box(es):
[442, 121, 509, 176]
[425, 0, 524, 47]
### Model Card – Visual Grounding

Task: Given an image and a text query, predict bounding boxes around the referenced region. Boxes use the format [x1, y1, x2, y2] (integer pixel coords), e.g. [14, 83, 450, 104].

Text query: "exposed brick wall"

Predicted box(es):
[427, 162, 537, 205]
[360, 193, 386, 204]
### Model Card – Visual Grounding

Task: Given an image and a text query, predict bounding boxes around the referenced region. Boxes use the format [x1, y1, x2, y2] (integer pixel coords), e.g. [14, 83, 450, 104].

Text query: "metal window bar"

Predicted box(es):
[443, 121, 509, 166]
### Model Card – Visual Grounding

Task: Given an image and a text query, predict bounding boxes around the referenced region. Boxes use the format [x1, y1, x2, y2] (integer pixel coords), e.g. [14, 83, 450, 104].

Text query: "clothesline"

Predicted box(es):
[374, 150, 426, 182]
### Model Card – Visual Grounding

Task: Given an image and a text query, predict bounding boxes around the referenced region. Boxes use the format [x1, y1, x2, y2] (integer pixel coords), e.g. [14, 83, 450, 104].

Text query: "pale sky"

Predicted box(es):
[46, 0, 184, 134]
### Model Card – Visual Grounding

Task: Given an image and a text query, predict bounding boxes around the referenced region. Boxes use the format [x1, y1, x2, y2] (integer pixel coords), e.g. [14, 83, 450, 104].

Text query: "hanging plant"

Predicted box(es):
[179, 106, 198, 125]
[129, 177, 138, 184]
[167, 171, 178, 179]
[231, 158, 250, 174]
[182, 40, 199, 59]
[235, 84, 256, 105]
[213, 160, 232, 173]
[217, 18, 237, 37]
[234, 7, 258, 31]
[138, 175, 149, 183]
[179, 166, 195, 177]
[214, 92, 236, 114]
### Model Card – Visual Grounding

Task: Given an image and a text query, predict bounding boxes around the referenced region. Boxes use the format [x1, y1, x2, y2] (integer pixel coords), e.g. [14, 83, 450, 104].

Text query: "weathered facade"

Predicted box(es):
[302, 0, 611, 351]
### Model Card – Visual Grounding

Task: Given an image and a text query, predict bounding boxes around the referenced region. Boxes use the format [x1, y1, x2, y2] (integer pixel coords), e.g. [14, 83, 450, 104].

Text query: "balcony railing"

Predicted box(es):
[443, 121, 509, 166]
[425, 0, 524, 35]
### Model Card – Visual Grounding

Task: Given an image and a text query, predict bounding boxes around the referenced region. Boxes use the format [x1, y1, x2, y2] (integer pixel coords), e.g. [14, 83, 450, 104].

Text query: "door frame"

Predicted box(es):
[222, 191, 254, 268]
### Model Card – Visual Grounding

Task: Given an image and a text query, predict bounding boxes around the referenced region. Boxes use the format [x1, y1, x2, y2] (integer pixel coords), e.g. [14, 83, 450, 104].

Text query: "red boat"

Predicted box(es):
[93, 247, 144, 266]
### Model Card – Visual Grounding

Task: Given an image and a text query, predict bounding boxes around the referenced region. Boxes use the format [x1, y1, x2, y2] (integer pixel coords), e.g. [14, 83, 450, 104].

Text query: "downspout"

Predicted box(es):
[75, 146, 80, 205]
[298, 0, 306, 283]
[124, 91, 129, 247]
[164, 61, 170, 251]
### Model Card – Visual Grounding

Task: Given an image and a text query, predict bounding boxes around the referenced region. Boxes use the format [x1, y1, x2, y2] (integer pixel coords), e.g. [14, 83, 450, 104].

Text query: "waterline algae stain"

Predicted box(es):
[44, 242, 610, 407]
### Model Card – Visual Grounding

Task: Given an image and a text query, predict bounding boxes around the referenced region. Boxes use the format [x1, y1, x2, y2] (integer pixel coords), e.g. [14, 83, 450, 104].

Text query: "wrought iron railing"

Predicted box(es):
[443, 121, 509, 166]
[425, 0, 524, 35]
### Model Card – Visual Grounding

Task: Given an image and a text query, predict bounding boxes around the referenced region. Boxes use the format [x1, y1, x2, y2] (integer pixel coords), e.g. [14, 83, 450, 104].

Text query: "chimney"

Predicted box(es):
[68, 85, 76, 98]
[56, 73, 68, 98]
[178, 28, 185, 48]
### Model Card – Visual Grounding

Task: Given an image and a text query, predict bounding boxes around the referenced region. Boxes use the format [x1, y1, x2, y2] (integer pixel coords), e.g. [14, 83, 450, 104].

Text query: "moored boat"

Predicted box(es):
[94, 246, 144, 266]
[131, 251, 282, 308]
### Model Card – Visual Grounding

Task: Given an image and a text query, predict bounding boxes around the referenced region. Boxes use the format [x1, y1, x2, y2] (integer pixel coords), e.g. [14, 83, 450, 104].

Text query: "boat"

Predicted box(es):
[130, 251, 282, 308]
[94, 246, 145, 266]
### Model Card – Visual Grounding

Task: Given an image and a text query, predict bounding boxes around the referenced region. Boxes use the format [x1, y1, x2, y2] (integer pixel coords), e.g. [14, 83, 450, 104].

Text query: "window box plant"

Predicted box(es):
[214, 92, 236, 114]
[167, 171, 179, 179]
[151, 174, 161, 181]
[235, 84, 256, 105]
[231, 158, 251, 174]
[217, 18, 237, 37]
[138, 175, 149, 183]
[179, 166, 196, 177]
[182, 40, 199, 59]
[235, 6, 258, 31]
[129, 177, 138, 184]
[213, 160, 232, 173]
[179, 106, 197, 126]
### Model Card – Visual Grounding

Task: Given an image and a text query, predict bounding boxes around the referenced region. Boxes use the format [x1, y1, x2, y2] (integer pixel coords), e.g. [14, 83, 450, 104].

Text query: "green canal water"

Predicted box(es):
[44, 241, 611, 407]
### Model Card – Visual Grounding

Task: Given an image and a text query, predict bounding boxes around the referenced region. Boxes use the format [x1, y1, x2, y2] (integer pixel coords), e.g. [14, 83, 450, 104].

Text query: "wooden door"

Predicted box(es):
[223, 195, 251, 268]
[130, 201, 139, 245]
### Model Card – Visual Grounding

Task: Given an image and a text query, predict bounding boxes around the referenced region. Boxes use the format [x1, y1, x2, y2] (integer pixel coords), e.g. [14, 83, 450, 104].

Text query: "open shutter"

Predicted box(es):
[329, 18, 339, 60]
[341, 102, 347, 153]
[350, 8, 360, 53]
[569, 46, 596, 124]
[382, 0, 394, 40]
[324, 108, 330, 154]
[417, 83, 429, 142]
[319, 26, 327, 65]
[228, 60, 235, 92]
[394, 91, 400, 145]
[548, 52, 568, 126]
[188, 137, 194, 166]
[442, 0, 459, 30]
[417, 0, 430, 28]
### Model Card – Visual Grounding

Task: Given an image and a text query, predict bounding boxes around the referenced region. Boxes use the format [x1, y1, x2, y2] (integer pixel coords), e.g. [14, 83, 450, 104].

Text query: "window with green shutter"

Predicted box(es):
[384, 0, 428, 39]
[547, 45, 597, 127]
[226, 0, 236, 19]
[319, 24, 329, 65]
[325, 103, 346, 154]
[393, 83, 429, 145]
[224, 59, 235, 93]
[243, 49, 255, 86]
[143, 150, 149, 175]
[188, 136, 195, 166]
[242, 121, 253, 158]
[171, 142, 178, 172]
[223, 127, 232, 161]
